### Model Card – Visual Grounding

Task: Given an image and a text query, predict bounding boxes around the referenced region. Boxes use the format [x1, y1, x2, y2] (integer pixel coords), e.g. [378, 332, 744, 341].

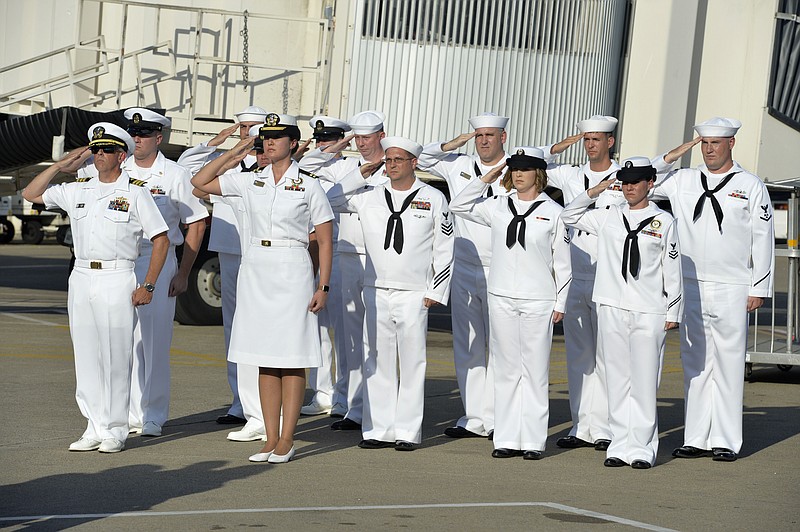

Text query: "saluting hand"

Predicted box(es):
[442, 132, 476, 152]
[481, 162, 506, 184]
[292, 138, 314, 162]
[208, 123, 241, 147]
[323, 133, 355, 155]
[219, 136, 256, 172]
[587, 177, 616, 199]
[664, 136, 702, 164]
[360, 160, 384, 178]
[57, 147, 91, 174]
[550, 132, 583, 155]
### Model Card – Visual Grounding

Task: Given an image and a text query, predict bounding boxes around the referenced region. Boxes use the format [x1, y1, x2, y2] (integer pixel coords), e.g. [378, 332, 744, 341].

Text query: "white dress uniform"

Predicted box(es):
[562, 190, 683, 466]
[219, 161, 334, 368]
[43, 173, 168, 444]
[416, 142, 509, 437]
[450, 177, 571, 452]
[123, 152, 208, 429]
[300, 147, 389, 423]
[328, 170, 454, 444]
[652, 160, 774, 454]
[177, 144, 261, 427]
[539, 149, 624, 444]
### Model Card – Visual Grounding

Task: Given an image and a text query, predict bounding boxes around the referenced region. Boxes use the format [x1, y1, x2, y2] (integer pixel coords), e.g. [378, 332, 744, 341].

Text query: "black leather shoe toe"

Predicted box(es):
[331, 418, 362, 431]
[631, 459, 652, 469]
[491, 448, 522, 458]
[672, 446, 711, 458]
[556, 436, 594, 449]
[594, 439, 611, 451]
[711, 448, 737, 462]
[523, 450, 543, 460]
[604, 457, 627, 467]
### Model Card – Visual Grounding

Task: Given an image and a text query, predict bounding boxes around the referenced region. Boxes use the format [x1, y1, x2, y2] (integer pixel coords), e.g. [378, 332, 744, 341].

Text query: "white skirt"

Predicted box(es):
[228, 245, 322, 368]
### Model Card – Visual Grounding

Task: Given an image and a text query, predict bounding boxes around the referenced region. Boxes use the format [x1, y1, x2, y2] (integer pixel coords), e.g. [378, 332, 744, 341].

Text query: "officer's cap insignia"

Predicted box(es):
[265, 113, 279, 127]
[625, 160, 633, 168]
[315, 120, 324, 131]
[133, 113, 142, 124]
[92, 127, 105, 139]
[650, 219, 662, 229]
[516, 148, 524, 155]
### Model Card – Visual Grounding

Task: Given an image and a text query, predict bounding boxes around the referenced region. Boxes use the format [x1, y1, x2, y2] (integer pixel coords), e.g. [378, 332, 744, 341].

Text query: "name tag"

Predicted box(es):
[460, 171, 471, 180]
[253, 180, 265, 187]
[76, 203, 85, 209]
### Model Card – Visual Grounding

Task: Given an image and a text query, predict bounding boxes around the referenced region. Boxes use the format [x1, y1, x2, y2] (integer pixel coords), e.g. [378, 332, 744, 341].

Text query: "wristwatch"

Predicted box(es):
[317, 284, 330, 293]
[143, 283, 156, 293]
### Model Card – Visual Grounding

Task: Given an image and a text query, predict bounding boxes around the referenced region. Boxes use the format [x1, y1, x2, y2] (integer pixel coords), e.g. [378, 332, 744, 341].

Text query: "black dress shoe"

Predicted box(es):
[358, 439, 394, 449]
[491, 448, 523, 458]
[604, 457, 627, 467]
[711, 448, 737, 462]
[594, 439, 611, 451]
[672, 445, 711, 458]
[394, 440, 416, 451]
[331, 418, 362, 431]
[631, 459, 652, 469]
[556, 436, 594, 449]
[444, 426, 483, 438]
[523, 450, 543, 460]
[216, 414, 246, 425]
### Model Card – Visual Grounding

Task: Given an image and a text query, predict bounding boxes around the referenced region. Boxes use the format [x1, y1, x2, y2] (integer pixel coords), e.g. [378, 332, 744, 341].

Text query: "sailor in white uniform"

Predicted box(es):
[652, 118, 775, 462]
[23, 123, 170, 453]
[121, 108, 208, 437]
[177, 106, 267, 441]
[192, 114, 334, 464]
[416, 113, 511, 439]
[539, 115, 623, 451]
[327, 136, 454, 451]
[299, 115, 352, 418]
[562, 157, 683, 469]
[299, 111, 389, 431]
[450, 147, 571, 459]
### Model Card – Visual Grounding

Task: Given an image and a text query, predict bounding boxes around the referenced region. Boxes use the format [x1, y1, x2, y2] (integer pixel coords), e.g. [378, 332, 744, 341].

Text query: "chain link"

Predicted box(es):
[240, 10, 249, 92]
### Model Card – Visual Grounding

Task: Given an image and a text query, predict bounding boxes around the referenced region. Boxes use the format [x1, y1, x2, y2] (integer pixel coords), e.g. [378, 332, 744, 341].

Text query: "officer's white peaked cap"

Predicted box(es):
[86, 122, 135, 154]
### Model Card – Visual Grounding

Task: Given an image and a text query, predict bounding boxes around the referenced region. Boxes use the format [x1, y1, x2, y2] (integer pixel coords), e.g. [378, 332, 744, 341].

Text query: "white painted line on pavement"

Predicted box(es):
[0, 312, 62, 327]
[0, 501, 677, 531]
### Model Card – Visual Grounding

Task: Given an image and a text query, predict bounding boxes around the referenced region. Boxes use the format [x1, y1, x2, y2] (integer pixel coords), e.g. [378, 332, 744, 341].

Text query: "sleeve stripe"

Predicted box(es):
[667, 295, 682, 310]
[753, 272, 770, 287]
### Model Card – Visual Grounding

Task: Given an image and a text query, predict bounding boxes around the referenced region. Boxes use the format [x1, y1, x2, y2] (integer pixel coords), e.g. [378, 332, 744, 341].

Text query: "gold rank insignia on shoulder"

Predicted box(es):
[299, 168, 318, 179]
[129, 178, 147, 186]
[253, 180, 265, 187]
[92, 126, 105, 139]
[109, 196, 130, 212]
[75, 177, 92, 182]
[460, 171, 471, 180]
[650, 219, 662, 230]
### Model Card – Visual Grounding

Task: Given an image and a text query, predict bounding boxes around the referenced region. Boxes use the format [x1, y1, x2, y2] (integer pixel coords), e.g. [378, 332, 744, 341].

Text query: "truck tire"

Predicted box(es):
[0, 218, 13, 244]
[174, 248, 223, 325]
[21, 220, 44, 244]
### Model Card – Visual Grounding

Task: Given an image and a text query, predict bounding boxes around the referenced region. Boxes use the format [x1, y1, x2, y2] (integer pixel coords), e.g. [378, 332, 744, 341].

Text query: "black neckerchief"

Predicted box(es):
[621, 213, 657, 281]
[383, 187, 420, 254]
[506, 197, 544, 249]
[693, 171, 738, 231]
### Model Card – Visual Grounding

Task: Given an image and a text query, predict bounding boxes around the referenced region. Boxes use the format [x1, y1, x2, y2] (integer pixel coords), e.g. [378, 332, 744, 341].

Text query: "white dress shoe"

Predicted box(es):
[68, 437, 101, 452]
[267, 446, 295, 463]
[248, 451, 273, 462]
[227, 427, 266, 442]
[98, 438, 125, 453]
[330, 403, 347, 417]
[300, 399, 332, 416]
[141, 421, 162, 437]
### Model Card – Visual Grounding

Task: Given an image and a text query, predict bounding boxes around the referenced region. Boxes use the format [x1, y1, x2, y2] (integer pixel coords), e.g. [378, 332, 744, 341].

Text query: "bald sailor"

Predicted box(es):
[416, 112, 511, 439]
[653, 118, 774, 462]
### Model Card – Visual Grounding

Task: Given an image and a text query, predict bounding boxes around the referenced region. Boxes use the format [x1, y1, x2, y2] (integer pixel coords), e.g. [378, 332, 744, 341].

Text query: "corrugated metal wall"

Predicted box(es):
[346, 0, 628, 163]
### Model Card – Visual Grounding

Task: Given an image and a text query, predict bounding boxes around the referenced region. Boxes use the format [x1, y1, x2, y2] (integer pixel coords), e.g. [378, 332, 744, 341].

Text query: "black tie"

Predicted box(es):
[693, 171, 737, 232]
[621, 214, 657, 281]
[384, 188, 420, 254]
[474, 162, 494, 198]
[506, 198, 544, 249]
[241, 161, 259, 172]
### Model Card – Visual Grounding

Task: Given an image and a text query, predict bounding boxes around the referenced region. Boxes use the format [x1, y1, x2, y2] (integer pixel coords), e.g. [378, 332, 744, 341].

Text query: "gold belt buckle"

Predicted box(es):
[261, 240, 271, 247]
[90, 261, 102, 269]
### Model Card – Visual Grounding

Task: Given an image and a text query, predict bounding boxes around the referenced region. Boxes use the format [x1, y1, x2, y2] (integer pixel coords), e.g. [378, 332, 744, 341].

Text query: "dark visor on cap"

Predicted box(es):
[506, 154, 547, 170]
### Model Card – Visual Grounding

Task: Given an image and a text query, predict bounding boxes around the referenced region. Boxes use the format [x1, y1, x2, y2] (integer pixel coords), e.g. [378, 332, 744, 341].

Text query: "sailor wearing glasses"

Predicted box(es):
[22, 122, 169, 454]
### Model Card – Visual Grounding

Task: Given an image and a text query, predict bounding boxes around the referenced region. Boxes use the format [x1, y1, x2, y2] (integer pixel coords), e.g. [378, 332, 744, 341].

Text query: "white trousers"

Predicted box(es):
[130, 250, 177, 426]
[489, 295, 554, 452]
[219, 252, 244, 419]
[598, 305, 665, 465]
[681, 279, 749, 453]
[450, 261, 493, 435]
[338, 252, 367, 422]
[220, 251, 262, 427]
[307, 254, 342, 406]
[563, 278, 611, 442]
[69, 266, 136, 442]
[361, 287, 428, 443]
